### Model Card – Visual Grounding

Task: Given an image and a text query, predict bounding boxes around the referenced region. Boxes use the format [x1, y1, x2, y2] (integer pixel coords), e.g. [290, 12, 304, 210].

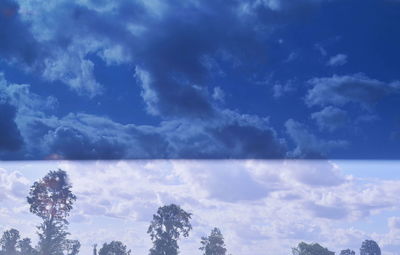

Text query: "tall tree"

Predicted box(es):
[360, 240, 381, 255]
[64, 240, 80, 255]
[340, 249, 355, 255]
[147, 204, 192, 255]
[98, 241, 131, 255]
[27, 169, 77, 255]
[0, 229, 20, 255]
[199, 228, 227, 255]
[292, 242, 334, 255]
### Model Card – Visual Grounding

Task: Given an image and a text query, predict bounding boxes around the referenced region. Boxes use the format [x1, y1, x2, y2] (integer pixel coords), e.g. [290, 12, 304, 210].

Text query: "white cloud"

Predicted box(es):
[1, 160, 400, 255]
[327, 54, 348, 66]
[306, 74, 400, 108]
[311, 106, 348, 132]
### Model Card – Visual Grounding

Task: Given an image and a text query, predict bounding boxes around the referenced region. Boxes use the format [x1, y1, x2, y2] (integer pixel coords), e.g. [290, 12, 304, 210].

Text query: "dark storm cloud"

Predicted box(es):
[12, 0, 321, 116]
[24, 111, 285, 159]
[306, 74, 400, 108]
[207, 121, 285, 158]
[45, 125, 127, 160]
[285, 119, 347, 158]
[0, 72, 286, 159]
[0, 75, 24, 153]
[0, 0, 42, 66]
[0, 100, 23, 152]
[129, 0, 268, 118]
[0, 0, 358, 159]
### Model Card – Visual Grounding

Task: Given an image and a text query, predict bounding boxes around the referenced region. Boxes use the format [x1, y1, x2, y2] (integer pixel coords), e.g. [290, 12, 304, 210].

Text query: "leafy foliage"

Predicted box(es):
[199, 228, 227, 255]
[148, 204, 192, 255]
[0, 229, 20, 255]
[340, 249, 355, 255]
[360, 240, 381, 255]
[27, 169, 78, 255]
[98, 241, 131, 255]
[18, 238, 38, 255]
[64, 240, 80, 255]
[27, 169, 76, 222]
[292, 242, 334, 255]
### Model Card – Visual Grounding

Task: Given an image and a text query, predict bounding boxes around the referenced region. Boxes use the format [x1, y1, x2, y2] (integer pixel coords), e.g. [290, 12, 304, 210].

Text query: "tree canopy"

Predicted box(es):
[200, 227, 227, 255]
[148, 204, 192, 255]
[26, 169, 79, 255]
[0, 229, 20, 255]
[340, 249, 355, 255]
[98, 241, 131, 255]
[27, 169, 76, 222]
[360, 240, 381, 255]
[292, 242, 334, 255]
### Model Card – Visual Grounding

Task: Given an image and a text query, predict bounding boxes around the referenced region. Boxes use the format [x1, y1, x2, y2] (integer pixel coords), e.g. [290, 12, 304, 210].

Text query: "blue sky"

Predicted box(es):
[1, 160, 400, 255]
[0, 0, 399, 159]
[2, 2, 400, 253]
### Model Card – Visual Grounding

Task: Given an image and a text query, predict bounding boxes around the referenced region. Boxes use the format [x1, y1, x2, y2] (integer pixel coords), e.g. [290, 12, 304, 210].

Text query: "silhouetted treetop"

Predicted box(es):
[340, 249, 355, 255]
[360, 240, 381, 255]
[0, 229, 20, 255]
[148, 204, 192, 255]
[292, 242, 334, 255]
[27, 169, 76, 222]
[98, 241, 131, 255]
[200, 227, 227, 255]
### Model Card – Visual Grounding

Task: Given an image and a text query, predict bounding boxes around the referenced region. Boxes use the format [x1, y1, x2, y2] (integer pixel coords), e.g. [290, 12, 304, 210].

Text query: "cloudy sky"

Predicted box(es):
[0, 0, 399, 159]
[1, 1, 400, 254]
[1, 160, 400, 255]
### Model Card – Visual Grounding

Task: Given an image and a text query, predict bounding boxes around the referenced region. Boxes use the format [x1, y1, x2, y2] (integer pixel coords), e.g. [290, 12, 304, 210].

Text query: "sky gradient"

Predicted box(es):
[0, 0, 399, 159]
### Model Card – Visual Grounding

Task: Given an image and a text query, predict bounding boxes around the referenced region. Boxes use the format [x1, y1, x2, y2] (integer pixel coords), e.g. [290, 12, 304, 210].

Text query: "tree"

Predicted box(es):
[18, 238, 38, 255]
[292, 242, 334, 255]
[199, 228, 227, 255]
[360, 240, 381, 255]
[27, 169, 77, 255]
[147, 204, 192, 255]
[98, 241, 131, 255]
[64, 240, 80, 255]
[340, 249, 355, 255]
[0, 229, 20, 255]
[93, 244, 97, 255]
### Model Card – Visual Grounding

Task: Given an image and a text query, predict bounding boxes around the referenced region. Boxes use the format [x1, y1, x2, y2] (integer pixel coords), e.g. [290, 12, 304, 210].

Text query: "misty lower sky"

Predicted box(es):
[1, 160, 400, 255]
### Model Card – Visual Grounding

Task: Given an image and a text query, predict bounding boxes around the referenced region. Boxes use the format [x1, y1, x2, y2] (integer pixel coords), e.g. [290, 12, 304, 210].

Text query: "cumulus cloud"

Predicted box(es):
[306, 74, 400, 108]
[26, 110, 285, 159]
[303, 201, 348, 219]
[1, 0, 389, 160]
[327, 54, 348, 66]
[311, 106, 348, 132]
[388, 217, 400, 230]
[0, 70, 287, 159]
[285, 119, 348, 158]
[2, 0, 330, 112]
[3, 160, 400, 255]
[273, 80, 296, 98]
[0, 0, 322, 159]
[0, 167, 30, 200]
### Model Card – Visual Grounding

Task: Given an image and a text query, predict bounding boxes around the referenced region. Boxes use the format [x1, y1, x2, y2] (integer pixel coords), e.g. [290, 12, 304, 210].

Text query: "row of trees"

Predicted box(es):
[0, 169, 383, 255]
[292, 240, 381, 255]
[0, 169, 229, 255]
